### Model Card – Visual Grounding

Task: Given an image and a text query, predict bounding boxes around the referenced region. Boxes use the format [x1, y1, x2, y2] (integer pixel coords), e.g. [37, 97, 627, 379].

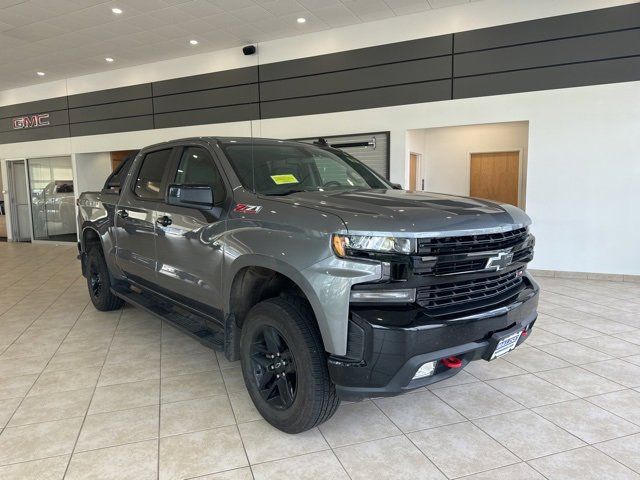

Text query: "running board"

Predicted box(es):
[111, 286, 224, 351]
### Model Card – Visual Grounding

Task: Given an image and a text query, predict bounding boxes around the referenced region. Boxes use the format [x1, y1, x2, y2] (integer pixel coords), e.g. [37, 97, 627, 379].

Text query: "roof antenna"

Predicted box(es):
[313, 137, 329, 146]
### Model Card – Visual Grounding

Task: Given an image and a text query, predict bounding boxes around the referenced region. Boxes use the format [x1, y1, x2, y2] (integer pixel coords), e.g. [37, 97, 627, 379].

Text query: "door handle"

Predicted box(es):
[156, 215, 172, 227]
[117, 209, 128, 219]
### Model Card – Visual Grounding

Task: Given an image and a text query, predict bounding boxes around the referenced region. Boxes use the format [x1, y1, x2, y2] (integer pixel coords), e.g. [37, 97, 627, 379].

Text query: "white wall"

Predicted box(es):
[73, 152, 112, 196]
[414, 122, 529, 205]
[0, 0, 638, 276]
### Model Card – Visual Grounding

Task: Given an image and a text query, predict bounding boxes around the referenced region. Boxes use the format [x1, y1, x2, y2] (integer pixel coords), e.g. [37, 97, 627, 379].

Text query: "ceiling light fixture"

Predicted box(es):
[189, 39, 199, 45]
[105, 57, 114, 62]
[112, 7, 122, 14]
[297, 17, 306, 23]
[36, 71, 45, 76]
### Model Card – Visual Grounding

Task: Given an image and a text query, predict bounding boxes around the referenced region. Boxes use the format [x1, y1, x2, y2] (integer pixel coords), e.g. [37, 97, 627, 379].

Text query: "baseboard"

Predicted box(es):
[529, 269, 640, 283]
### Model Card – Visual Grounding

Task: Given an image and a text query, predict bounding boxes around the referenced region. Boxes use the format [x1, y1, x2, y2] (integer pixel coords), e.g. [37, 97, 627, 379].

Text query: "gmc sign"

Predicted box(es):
[12, 113, 50, 129]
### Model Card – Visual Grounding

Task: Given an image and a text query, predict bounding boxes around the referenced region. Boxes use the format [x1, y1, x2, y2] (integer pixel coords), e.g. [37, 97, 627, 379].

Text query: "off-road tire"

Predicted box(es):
[240, 296, 340, 433]
[86, 247, 123, 311]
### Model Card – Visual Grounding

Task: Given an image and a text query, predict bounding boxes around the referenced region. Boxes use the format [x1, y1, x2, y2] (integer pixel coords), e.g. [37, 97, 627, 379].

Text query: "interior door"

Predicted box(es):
[470, 151, 520, 207]
[9, 161, 31, 242]
[154, 144, 229, 318]
[409, 153, 419, 191]
[115, 148, 175, 287]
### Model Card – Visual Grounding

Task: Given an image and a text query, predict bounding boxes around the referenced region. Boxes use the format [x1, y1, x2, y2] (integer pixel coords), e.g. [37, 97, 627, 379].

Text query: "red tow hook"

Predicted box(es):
[441, 356, 463, 369]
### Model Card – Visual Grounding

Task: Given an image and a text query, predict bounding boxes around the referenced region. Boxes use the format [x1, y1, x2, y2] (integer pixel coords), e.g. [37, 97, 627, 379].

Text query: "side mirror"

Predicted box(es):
[390, 183, 403, 190]
[167, 184, 214, 209]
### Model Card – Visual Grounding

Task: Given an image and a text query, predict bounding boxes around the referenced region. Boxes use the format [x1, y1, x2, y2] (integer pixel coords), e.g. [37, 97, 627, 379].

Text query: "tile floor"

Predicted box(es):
[0, 242, 639, 479]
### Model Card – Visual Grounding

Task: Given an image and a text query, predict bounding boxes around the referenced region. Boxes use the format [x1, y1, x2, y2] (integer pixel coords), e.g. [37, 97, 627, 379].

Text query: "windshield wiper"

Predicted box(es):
[263, 189, 308, 196]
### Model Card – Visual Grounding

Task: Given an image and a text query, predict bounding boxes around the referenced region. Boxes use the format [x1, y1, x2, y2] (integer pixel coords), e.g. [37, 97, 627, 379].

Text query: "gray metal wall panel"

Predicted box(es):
[0, 124, 70, 144]
[453, 56, 640, 99]
[454, 2, 640, 53]
[0, 109, 69, 132]
[69, 115, 154, 137]
[68, 98, 153, 124]
[153, 84, 259, 113]
[260, 35, 452, 82]
[67, 84, 152, 108]
[261, 79, 451, 119]
[0, 97, 68, 119]
[260, 56, 451, 101]
[455, 29, 640, 77]
[154, 103, 259, 129]
[152, 66, 258, 96]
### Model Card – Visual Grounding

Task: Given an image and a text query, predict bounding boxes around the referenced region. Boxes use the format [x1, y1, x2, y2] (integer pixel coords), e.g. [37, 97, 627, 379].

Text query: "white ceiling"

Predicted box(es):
[0, 0, 480, 92]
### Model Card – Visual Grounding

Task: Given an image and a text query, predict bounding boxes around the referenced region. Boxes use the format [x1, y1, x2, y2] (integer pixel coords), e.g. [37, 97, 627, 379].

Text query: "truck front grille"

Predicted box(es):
[416, 270, 525, 314]
[418, 227, 528, 255]
[432, 258, 488, 275]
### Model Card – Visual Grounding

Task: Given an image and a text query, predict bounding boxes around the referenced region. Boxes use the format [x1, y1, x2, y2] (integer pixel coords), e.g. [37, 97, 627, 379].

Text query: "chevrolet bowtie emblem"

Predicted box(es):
[486, 251, 514, 271]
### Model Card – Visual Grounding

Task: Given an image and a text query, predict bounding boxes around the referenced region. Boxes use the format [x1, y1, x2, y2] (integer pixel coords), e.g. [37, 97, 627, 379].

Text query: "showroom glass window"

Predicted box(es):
[134, 149, 172, 199]
[174, 147, 226, 205]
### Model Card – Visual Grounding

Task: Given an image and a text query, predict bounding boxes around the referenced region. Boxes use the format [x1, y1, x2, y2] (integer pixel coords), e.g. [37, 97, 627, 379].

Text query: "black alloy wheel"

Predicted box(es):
[239, 297, 340, 433]
[89, 262, 103, 299]
[250, 325, 297, 409]
[86, 247, 123, 311]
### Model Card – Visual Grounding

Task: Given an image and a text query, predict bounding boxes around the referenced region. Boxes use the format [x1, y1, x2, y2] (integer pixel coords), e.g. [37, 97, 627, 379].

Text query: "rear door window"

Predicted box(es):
[134, 149, 172, 199]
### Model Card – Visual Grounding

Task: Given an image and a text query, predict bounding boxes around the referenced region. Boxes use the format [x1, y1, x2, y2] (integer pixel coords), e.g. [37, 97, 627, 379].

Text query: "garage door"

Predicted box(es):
[293, 132, 390, 179]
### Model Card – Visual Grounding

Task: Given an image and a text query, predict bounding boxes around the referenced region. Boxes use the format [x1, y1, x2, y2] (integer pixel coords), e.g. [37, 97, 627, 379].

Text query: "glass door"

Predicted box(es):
[27, 156, 77, 242]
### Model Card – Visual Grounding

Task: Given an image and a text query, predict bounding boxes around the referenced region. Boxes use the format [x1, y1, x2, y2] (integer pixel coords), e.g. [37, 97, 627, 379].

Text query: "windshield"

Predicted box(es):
[221, 142, 390, 195]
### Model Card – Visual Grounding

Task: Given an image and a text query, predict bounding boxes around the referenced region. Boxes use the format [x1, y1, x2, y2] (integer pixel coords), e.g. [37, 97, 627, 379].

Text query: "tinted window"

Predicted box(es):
[221, 143, 389, 195]
[174, 147, 226, 205]
[134, 149, 172, 199]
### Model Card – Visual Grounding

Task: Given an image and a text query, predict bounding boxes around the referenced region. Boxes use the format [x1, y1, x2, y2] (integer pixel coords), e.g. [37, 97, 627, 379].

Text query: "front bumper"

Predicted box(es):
[328, 274, 539, 400]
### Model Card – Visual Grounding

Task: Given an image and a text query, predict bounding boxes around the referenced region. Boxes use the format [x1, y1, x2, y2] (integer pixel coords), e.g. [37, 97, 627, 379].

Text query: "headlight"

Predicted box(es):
[332, 234, 415, 258]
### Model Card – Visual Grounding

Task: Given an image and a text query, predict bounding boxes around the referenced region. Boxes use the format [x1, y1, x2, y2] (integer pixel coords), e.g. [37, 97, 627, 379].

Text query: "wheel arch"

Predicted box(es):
[224, 255, 333, 355]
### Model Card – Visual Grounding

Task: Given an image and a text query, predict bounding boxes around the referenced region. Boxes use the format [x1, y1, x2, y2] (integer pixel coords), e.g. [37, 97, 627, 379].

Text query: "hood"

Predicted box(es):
[270, 189, 531, 235]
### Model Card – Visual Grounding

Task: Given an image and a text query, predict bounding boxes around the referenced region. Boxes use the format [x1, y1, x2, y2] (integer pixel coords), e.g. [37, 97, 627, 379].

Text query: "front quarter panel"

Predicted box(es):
[222, 193, 381, 355]
[78, 192, 124, 279]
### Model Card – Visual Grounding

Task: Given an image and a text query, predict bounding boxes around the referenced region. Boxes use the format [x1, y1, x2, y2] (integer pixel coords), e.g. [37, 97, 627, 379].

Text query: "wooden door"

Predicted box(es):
[110, 150, 138, 171]
[409, 153, 419, 190]
[470, 151, 519, 206]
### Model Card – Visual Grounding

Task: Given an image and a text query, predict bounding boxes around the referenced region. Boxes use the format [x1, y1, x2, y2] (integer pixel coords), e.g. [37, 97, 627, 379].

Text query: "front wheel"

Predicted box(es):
[86, 247, 124, 311]
[240, 297, 339, 433]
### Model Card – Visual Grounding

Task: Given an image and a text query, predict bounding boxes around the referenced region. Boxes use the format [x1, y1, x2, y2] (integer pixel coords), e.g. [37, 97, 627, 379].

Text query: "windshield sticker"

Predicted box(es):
[270, 174, 299, 185]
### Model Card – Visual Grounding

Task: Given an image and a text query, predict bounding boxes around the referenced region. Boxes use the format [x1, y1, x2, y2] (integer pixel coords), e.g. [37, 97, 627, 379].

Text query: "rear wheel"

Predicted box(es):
[86, 247, 123, 311]
[240, 297, 339, 433]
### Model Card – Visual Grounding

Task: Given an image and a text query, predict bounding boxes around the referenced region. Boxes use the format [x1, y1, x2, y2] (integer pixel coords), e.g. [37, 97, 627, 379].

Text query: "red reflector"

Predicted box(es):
[441, 356, 462, 368]
[521, 328, 528, 337]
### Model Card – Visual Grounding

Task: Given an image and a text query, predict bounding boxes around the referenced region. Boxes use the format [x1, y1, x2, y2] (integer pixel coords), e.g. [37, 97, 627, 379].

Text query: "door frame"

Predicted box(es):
[408, 152, 423, 191]
[6, 158, 33, 242]
[467, 149, 525, 209]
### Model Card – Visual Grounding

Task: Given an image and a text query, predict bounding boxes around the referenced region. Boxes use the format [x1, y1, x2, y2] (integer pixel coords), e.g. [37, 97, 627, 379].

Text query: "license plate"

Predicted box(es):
[491, 331, 522, 360]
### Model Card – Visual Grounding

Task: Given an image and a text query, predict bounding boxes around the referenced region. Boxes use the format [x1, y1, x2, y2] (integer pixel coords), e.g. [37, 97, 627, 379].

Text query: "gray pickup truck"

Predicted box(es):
[77, 137, 538, 433]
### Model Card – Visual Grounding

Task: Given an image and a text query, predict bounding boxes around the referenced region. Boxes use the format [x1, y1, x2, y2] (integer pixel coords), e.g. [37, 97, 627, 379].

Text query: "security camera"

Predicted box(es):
[242, 45, 257, 56]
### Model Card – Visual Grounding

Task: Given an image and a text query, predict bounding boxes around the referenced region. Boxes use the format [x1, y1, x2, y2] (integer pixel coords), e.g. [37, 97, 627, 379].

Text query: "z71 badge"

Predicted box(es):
[234, 203, 262, 214]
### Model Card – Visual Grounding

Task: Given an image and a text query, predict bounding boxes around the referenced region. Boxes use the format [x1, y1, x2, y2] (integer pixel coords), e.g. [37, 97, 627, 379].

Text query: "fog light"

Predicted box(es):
[412, 361, 437, 379]
[350, 288, 416, 303]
